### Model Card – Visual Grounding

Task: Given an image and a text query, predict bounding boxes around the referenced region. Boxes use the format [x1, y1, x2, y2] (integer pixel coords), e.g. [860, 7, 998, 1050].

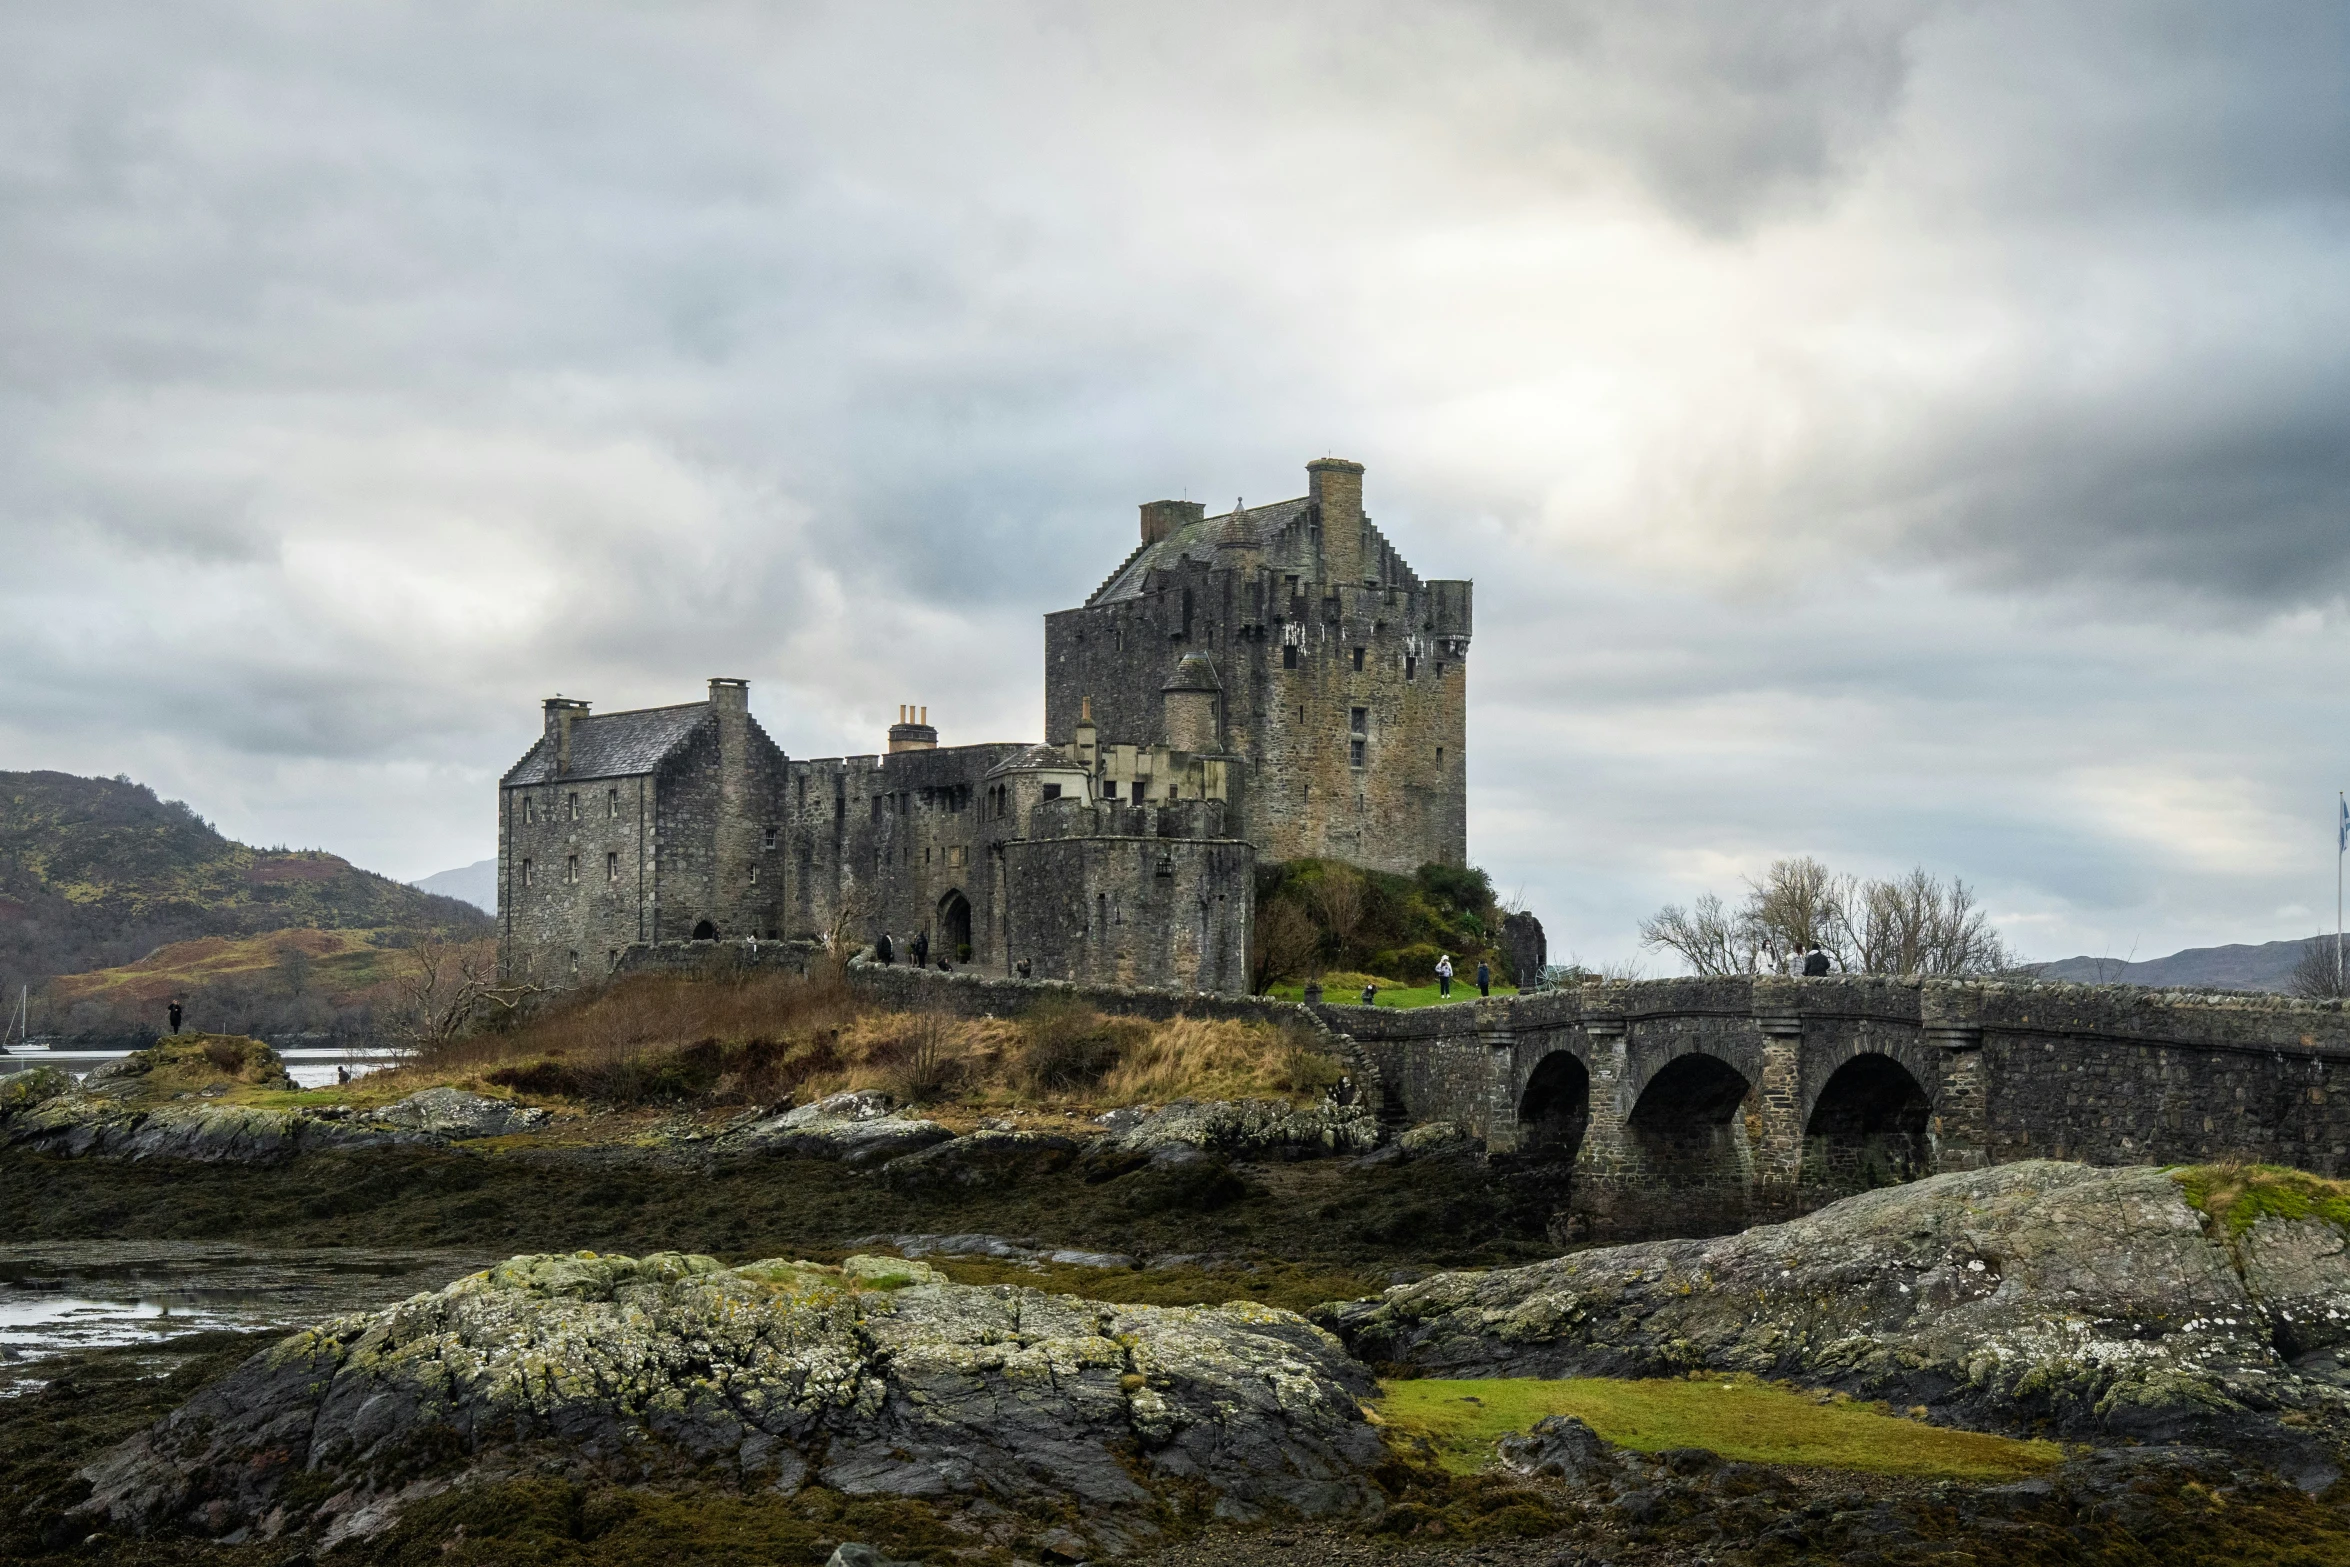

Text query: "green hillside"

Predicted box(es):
[0, 771, 489, 999]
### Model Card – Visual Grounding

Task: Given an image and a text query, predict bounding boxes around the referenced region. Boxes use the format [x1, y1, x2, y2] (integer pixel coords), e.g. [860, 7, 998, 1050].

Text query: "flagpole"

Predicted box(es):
[2338, 792, 2345, 995]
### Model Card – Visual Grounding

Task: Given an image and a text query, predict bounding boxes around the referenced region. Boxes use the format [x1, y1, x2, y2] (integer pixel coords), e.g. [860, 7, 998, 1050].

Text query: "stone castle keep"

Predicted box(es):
[497, 458, 1471, 992]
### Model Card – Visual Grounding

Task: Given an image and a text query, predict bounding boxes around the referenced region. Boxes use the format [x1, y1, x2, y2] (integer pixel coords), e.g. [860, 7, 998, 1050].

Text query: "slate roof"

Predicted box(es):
[501, 703, 711, 787]
[1085, 496, 1313, 607]
[984, 744, 1085, 778]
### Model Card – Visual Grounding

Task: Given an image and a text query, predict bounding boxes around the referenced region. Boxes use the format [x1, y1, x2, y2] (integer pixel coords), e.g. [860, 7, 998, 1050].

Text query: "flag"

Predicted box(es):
[2340, 795, 2347, 855]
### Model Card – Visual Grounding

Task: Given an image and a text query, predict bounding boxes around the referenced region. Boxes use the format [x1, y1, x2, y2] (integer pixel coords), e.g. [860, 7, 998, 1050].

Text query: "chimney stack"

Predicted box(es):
[1139, 499, 1205, 546]
[543, 696, 590, 775]
[888, 703, 938, 752]
[1306, 458, 1366, 584]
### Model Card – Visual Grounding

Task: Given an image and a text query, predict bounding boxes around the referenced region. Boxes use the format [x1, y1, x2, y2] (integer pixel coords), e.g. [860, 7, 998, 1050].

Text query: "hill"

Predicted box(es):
[412, 858, 497, 913]
[0, 771, 490, 1002]
[2034, 935, 2326, 993]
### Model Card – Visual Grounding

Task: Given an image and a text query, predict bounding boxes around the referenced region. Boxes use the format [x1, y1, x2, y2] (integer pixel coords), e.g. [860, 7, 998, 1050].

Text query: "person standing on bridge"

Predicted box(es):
[1435, 954, 1454, 998]
[1476, 959, 1491, 998]
[1802, 943, 1830, 976]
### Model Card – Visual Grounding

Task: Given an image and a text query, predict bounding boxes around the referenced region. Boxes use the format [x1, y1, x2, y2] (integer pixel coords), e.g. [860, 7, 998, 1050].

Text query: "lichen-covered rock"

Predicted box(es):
[725, 1090, 951, 1164]
[1100, 1098, 1382, 1166]
[0, 1064, 73, 1111]
[1331, 1161, 2350, 1483]
[75, 1250, 1384, 1555]
[371, 1086, 549, 1139]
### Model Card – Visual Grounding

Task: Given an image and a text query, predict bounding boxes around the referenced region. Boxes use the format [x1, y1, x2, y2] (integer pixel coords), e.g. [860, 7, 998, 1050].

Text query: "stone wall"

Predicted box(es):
[1001, 829, 1253, 992]
[1326, 975, 2350, 1239]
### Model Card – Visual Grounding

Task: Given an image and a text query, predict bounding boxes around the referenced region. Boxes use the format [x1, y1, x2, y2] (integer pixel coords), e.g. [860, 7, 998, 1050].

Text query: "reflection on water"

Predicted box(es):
[0, 1242, 499, 1394]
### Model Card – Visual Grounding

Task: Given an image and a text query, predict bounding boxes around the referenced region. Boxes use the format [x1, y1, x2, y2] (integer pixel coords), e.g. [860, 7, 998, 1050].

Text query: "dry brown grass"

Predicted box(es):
[375, 971, 1336, 1116]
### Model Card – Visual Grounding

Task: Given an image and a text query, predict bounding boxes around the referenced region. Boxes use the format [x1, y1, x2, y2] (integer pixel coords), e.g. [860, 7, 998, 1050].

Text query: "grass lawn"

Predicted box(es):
[1265, 974, 1520, 1011]
[1376, 1376, 2063, 1479]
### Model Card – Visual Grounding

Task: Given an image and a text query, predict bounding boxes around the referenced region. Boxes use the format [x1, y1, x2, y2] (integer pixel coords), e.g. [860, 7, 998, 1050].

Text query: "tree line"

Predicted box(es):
[1640, 857, 2014, 977]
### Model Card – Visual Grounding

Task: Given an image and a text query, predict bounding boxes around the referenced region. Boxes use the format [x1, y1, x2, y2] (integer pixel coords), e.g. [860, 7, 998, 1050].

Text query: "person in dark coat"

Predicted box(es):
[1476, 959, 1491, 998]
[1802, 944, 1830, 976]
[877, 932, 895, 965]
[167, 1000, 182, 1036]
[912, 930, 930, 968]
[1015, 958, 1032, 979]
[1361, 981, 1378, 1006]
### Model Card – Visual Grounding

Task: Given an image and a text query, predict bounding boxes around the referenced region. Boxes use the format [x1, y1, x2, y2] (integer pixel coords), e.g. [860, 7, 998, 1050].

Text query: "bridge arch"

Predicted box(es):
[1624, 1051, 1755, 1188]
[1516, 1051, 1590, 1161]
[1801, 1051, 1931, 1194]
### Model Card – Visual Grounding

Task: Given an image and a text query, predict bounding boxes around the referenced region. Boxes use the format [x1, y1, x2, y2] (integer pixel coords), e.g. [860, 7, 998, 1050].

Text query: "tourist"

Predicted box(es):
[1802, 944, 1830, 976]
[1436, 953, 1453, 998]
[1015, 958, 1032, 979]
[167, 999, 182, 1036]
[1476, 959, 1491, 998]
[1361, 981, 1378, 1006]
[912, 929, 930, 968]
[878, 932, 895, 965]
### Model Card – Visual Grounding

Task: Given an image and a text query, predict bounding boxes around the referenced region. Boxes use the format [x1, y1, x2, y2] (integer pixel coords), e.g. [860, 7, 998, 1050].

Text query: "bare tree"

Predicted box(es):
[1306, 864, 1367, 966]
[2290, 938, 2350, 999]
[1640, 892, 1761, 976]
[1744, 857, 1854, 971]
[1644, 860, 2011, 979]
[1250, 897, 1321, 993]
[391, 940, 535, 1052]
[1853, 868, 2010, 976]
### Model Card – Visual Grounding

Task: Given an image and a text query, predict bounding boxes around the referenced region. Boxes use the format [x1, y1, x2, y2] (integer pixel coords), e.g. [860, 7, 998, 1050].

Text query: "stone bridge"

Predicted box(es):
[1330, 975, 2350, 1237]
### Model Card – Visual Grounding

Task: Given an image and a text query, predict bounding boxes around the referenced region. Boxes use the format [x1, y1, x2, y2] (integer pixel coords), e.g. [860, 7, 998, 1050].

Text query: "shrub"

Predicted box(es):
[1015, 1003, 1142, 1093]
[878, 1012, 966, 1105]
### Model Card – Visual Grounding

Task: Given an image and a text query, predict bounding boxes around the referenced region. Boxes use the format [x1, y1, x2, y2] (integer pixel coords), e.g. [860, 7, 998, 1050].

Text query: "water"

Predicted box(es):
[0, 1242, 499, 1395]
[0, 1047, 408, 1089]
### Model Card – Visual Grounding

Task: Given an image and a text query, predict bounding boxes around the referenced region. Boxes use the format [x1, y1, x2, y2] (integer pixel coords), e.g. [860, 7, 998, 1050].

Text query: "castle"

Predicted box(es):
[496, 458, 1472, 994]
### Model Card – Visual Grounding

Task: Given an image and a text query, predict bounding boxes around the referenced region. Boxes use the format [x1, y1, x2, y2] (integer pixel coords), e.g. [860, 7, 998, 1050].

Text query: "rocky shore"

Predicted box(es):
[73, 1250, 1385, 1557]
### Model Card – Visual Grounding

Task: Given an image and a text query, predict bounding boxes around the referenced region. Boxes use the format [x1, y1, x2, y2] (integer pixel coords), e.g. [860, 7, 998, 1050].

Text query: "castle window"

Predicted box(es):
[797, 777, 807, 806]
[872, 795, 884, 822]
[1350, 706, 1367, 734]
[522, 858, 533, 887]
[1352, 646, 1364, 671]
[566, 854, 579, 884]
[1437, 747, 1444, 765]
[567, 792, 579, 820]
[1285, 574, 1299, 600]
[1283, 644, 1298, 669]
[1405, 655, 1416, 680]
[749, 864, 759, 885]
[1350, 739, 1366, 768]
[1097, 892, 1107, 933]
[1103, 780, 1118, 800]
[607, 851, 619, 882]
[608, 788, 620, 817]
[763, 826, 778, 850]
[523, 796, 536, 825]
[1042, 783, 1062, 801]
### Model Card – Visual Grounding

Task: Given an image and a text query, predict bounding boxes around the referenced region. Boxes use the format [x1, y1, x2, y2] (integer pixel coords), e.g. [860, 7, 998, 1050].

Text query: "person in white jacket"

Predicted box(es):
[1436, 953, 1454, 998]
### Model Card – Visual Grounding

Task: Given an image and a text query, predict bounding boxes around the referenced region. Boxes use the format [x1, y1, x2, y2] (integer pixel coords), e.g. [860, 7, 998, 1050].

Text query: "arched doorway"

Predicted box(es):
[1625, 1054, 1753, 1187]
[691, 919, 718, 941]
[937, 889, 972, 964]
[1802, 1053, 1930, 1193]
[1517, 1052, 1590, 1161]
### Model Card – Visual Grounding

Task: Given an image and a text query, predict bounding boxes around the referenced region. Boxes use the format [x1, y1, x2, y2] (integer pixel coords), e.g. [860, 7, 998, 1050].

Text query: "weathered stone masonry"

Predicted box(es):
[1333, 974, 2350, 1238]
[500, 458, 1460, 993]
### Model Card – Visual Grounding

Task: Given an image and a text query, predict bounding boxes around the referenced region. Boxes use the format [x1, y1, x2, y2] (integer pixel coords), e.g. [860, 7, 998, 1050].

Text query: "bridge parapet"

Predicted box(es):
[1318, 974, 2350, 1241]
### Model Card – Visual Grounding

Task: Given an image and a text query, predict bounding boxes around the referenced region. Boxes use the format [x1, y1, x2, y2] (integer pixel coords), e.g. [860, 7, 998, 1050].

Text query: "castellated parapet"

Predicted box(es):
[497, 459, 1461, 990]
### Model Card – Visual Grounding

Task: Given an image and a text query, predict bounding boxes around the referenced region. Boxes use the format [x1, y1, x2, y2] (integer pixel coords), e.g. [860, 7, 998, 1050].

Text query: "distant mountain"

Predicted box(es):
[2035, 935, 2329, 993]
[412, 859, 496, 914]
[0, 771, 491, 992]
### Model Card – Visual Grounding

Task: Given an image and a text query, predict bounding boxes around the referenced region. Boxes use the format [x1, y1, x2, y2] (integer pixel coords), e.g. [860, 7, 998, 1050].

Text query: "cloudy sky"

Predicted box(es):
[4, 1, 2346, 968]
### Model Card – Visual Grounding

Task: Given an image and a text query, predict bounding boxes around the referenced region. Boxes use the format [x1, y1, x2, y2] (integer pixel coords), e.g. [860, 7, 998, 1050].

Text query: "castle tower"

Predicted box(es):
[1042, 457, 1470, 873]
